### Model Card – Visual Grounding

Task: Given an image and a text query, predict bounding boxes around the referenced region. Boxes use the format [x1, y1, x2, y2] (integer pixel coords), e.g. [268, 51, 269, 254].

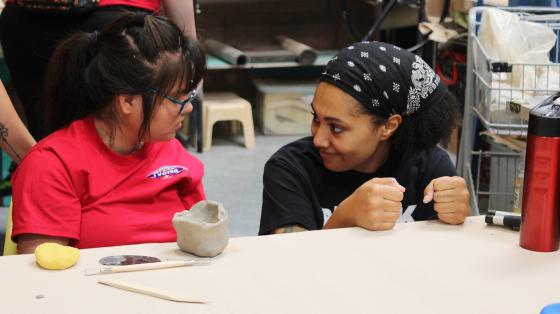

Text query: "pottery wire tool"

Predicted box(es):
[85, 259, 210, 276]
[485, 210, 521, 231]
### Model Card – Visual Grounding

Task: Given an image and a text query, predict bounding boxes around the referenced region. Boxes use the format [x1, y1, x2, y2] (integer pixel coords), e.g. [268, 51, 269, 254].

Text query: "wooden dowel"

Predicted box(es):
[99, 279, 208, 303]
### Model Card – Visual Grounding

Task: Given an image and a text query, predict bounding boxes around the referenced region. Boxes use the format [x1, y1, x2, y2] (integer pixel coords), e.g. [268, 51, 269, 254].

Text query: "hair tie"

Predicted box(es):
[132, 12, 147, 26]
[89, 31, 99, 52]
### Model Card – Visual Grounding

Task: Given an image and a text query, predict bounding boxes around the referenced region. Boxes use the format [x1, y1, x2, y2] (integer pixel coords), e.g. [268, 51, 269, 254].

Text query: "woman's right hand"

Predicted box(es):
[326, 178, 405, 231]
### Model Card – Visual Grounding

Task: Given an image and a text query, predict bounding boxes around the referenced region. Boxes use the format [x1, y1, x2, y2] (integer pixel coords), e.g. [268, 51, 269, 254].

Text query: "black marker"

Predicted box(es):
[485, 213, 521, 230]
[487, 209, 521, 217]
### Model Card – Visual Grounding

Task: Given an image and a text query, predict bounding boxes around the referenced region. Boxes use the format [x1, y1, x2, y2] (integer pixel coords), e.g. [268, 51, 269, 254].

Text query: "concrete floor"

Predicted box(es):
[197, 132, 300, 236]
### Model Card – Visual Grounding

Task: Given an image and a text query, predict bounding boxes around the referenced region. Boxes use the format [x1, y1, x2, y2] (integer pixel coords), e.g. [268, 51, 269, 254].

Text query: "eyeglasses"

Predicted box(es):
[148, 88, 198, 115]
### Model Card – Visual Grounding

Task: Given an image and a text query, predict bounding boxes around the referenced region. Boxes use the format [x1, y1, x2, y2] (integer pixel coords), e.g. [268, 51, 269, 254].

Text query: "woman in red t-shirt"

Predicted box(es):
[12, 14, 207, 253]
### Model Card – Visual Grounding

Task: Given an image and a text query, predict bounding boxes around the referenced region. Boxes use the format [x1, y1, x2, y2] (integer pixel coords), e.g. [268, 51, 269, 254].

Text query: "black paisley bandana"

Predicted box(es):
[319, 41, 448, 117]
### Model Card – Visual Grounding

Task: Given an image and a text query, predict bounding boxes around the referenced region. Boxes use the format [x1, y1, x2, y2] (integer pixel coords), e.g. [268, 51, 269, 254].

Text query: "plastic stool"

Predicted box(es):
[203, 92, 255, 151]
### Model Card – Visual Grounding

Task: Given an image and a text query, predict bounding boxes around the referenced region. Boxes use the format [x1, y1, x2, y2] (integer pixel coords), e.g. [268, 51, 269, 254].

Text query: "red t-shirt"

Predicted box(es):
[99, 0, 161, 13]
[12, 116, 205, 249]
[4, 0, 160, 11]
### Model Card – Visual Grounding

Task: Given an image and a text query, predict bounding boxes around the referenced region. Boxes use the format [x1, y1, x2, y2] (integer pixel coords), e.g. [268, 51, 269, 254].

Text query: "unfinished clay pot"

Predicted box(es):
[172, 200, 229, 257]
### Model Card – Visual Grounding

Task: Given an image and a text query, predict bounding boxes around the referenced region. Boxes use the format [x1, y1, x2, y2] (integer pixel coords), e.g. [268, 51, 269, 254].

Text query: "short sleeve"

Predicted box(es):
[11, 148, 81, 242]
[180, 180, 206, 210]
[259, 158, 318, 235]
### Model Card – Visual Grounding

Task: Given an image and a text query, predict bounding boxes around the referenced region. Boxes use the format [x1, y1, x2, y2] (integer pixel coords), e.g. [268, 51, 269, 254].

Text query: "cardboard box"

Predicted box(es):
[253, 79, 316, 135]
[508, 95, 559, 120]
[427, 0, 467, 18]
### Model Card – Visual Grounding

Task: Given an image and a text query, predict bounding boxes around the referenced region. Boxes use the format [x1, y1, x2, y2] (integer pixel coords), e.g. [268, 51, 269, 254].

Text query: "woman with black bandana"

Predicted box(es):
[259, 41, 470, 235]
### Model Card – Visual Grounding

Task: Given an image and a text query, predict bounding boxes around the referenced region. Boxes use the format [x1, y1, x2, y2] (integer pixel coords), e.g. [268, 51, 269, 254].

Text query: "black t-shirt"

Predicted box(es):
[259, 137, 457, 235]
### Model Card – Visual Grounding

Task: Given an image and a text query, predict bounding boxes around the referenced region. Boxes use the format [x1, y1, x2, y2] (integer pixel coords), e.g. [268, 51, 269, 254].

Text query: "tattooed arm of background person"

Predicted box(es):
[0, 82, 35, 163]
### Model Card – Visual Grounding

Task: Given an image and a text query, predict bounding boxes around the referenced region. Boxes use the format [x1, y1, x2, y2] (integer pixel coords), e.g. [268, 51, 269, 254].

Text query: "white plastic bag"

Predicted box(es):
[479, 8, 558, 90]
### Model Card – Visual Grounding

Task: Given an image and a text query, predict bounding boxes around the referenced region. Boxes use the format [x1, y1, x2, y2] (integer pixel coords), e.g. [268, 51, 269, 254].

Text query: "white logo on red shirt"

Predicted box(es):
[147, 165, 187, 179]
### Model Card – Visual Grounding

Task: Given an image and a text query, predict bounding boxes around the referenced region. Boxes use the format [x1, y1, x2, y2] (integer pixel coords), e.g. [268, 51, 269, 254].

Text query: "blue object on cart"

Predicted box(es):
[509, 0, 560, 6]
[541, 303, 560, 314]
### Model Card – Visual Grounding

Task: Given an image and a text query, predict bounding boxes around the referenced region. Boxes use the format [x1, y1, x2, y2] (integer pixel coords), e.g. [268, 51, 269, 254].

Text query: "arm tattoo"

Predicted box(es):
[0, 122, 23, 162]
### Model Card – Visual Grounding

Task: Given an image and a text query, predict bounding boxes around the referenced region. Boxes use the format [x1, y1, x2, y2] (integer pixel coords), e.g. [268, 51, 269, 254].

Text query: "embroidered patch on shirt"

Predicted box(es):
[147, 165, 187, 179]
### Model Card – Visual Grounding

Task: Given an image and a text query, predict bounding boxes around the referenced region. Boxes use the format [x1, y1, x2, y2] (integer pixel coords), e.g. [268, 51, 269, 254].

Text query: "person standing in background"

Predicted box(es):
[0, 0, 198, 141]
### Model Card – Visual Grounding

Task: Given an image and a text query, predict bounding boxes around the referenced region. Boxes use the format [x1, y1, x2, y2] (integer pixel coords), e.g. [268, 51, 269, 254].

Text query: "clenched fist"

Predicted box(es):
[423, 176, 470, 225]
[335, 177, 405, 231]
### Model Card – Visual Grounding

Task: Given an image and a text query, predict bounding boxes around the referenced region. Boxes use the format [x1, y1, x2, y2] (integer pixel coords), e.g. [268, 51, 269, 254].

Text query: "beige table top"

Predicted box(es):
[0, 216, 558, 314]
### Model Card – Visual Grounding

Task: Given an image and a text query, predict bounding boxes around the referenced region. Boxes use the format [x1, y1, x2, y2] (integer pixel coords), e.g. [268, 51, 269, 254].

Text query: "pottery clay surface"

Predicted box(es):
[172, 200, 229, 257]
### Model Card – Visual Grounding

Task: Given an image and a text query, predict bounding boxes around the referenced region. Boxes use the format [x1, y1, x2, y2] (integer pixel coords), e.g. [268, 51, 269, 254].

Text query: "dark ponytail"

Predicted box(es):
[390, 91, 460, 155]
[45, 13, 206, 141]
[45, 32, 97, 133]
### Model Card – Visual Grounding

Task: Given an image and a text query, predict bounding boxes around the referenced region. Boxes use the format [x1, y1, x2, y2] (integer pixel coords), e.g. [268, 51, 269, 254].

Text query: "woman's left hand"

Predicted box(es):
[423, 176, 470, 225]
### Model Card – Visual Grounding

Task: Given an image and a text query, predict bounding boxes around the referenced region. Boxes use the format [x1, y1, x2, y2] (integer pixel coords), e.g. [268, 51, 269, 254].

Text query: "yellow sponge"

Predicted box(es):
[34, 243, 80, 270]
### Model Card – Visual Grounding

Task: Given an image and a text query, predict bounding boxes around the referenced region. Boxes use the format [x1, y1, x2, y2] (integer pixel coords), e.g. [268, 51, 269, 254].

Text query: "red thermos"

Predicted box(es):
[519, 94, 560, 252]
